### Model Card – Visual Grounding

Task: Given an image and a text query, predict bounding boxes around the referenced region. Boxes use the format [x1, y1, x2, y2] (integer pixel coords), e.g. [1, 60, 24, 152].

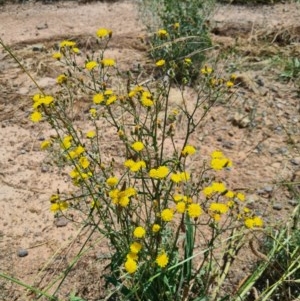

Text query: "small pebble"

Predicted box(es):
[264, 186, 273, 193]
[20, 149, 26, 154]
[288, 199, 298, 206]
[41, 166, 49, 173]
[54, 217, 68, 227]
[290, 157, 300, 165]
[17, 249, 28, 257]
[272, 203, 282, 211]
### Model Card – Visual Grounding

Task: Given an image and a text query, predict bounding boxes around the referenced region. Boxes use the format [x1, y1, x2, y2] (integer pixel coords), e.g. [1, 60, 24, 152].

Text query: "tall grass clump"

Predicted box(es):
[139, 0, 214, 83]
[234, 203, 300, 301]
[1, 28, 266, 301]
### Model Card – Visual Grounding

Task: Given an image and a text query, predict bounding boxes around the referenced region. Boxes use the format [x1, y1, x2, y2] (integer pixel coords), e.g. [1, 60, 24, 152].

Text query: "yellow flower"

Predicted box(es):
[203, 186, 214, 197]
[211, 182, 226, 193]
[85, 61, 98, 71]
[152, 224, 161, 233]
[86, 130, 96, 138]
[56, 74, 67, 84]
[157, 29, 168, 38]
[187, 203, 202, 218]
[130, 242, 142, 254]
[149, 166, 169, 179]
[182, 145, 196, 156]
[52, 52, 62, 60]
[176, 202, 186, 214]
[127, 252, 138, 261]
[101, 58, 116, 67]
[170, 171, 190, 183]
[89, 108, 97, 118]
[106, 95, 117, 105]
[75, 145, 85, 156]
[200, 65, 213, 75]
[156, 59, 165, 67]
[133, 226, 146, 238]
[106, 177, 118, 187]
[40, 140, 51, 150]
[30, 111, 42, 122]
[161, 208, 173, 222]
[50, 201, 68, 212]
[209, 203, 229, 214]
[225, 190, 235, 198]
[236, 192, 245, 202]
[79, 156, 90, 169]
[61, 135, 72, 150]
[173, 22, 180, 29]
[156, 251, 169, 268]
[131, 141, 144, 152]
[60, 40, 76, 47]
[124, 159, 146, 172]
[210, 150, 232, 170]
[184, 58, 192, 65]
[244, 216, 264, 229]
[226, 81, 234, 88]
[96, 28, 112, 38]
[124, 258, 137, 274]
[93, 93, 104, 104]
[72, 47, 80, 54]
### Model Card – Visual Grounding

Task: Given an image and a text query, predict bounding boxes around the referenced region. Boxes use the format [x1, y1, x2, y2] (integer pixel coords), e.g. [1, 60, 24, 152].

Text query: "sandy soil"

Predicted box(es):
[0, 1, 300, 300]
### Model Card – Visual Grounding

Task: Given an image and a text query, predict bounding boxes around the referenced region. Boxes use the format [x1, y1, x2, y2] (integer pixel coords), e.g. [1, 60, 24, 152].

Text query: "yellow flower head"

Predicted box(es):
[50, 201, 68, 212]
[161, 208, 173, 222]
[30, 111, 42, 123]
[130, 242, 142, 254]
[89, 108, 97, 118]
[187, 203, 202, 218]
[101, 58, 116, 67]
[173, 22, 180, 29]
[127, 252, 138, 261]
[133, 226, 146, 239]
[209, 203, 229, 214]
[211, 182, 226, 193]
[176, 201, 186, 214]
[60, 40, 76, 48]
[86, 130, 96, 138]
[149, 166, 169, 179]
[96, 28, 112, 38]
[40, 140, 51, 150]
[124, 258, 137, 274]
[152, 224, 161, 233]
[56, 74, 67, 84]
[236, 192, 245, 202]
[182, 145, 196, 156]
[85, 61, 98, 71]
[200, 65, 213, 75]
[106, 177, 118, 187]
[79, 156, 90, 169]
[156, 251, 169, 268]
[244, 216, 264, 229]
[93, 93, 104, 104]
[157, 29, 168, 38]
[52, 52, 62, 60]
[131, 141, 144, 152]
[156, 59, 166, 67]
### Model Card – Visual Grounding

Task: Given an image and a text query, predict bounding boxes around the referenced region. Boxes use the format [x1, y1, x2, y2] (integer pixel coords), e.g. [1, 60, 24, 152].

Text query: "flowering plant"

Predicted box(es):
[2, 27, 264, 301]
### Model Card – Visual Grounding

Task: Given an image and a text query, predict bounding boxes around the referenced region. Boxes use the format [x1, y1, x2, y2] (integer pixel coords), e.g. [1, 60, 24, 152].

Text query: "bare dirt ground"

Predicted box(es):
[0, 1, 300, 300]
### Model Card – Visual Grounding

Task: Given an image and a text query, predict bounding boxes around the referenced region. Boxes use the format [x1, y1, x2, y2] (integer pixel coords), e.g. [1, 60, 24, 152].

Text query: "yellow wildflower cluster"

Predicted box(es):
[30, 94, 54, 122]
[149, 166, 169, 179]
[92, 90, 118, 106]
[170, 171, 190, 183]
[109, 187, 137, 207]
[50, 194, 68, 213]
[124, 159, 146, 172]
[181, 145, 196, 156]
[128, 86, 154, 107]
[210, 150, 232, 171]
